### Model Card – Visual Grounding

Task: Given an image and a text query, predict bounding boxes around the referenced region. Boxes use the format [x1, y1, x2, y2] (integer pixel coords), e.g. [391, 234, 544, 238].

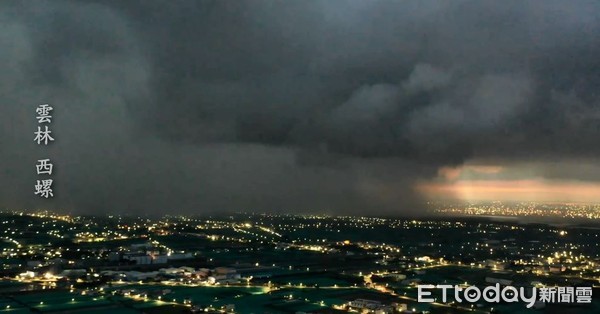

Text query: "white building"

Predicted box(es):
[168, 252, 193, 260]
[348, 299, 393, 313]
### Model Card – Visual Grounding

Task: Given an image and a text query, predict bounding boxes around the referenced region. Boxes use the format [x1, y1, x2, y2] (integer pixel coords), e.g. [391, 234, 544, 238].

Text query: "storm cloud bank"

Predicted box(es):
[1, 0, 599, 215]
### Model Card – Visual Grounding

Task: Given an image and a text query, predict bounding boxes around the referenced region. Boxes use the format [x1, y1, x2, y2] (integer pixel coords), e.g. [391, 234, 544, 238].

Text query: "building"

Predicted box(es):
[124, 253, 152, 265]
[348, 299, 393, 313]
[123, 253, 168, 265]
[168, 252, 193, 260]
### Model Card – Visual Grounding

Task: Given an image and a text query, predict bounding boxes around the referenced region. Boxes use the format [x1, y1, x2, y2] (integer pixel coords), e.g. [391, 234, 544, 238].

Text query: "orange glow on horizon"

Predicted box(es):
[418, 179, 600, 203]
[438, 165, 504, 181]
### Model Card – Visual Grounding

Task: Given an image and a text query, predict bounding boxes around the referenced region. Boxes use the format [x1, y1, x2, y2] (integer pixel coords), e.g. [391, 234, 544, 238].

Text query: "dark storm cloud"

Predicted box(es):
[1, 0, 599, 215]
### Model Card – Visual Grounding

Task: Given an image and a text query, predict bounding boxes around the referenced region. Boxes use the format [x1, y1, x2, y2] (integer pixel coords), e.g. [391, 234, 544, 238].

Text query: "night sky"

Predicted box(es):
[1, 0, 600, 215]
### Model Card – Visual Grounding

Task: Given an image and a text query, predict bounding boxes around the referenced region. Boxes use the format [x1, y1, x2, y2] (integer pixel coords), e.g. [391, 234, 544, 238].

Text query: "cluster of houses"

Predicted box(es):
[88, 266, 242, 284]
[108, 243, 194, 265]
[346, 299, 408, 314]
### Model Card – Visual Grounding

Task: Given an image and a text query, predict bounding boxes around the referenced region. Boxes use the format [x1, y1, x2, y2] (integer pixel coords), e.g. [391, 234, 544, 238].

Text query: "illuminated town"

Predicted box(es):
[0, 209, 598, 313]
[433, 202, 600, 220]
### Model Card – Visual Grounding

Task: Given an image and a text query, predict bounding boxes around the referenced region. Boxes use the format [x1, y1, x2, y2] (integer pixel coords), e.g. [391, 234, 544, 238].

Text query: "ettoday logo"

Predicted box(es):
[418, 284, 593, 308]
